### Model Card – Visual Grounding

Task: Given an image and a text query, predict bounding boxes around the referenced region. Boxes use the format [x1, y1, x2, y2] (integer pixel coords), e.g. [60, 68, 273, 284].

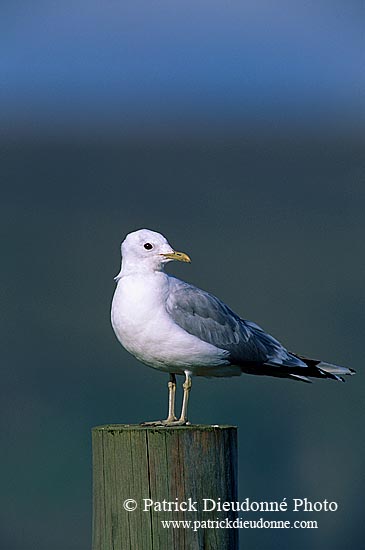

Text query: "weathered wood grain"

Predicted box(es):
[92, 424, 238, 550]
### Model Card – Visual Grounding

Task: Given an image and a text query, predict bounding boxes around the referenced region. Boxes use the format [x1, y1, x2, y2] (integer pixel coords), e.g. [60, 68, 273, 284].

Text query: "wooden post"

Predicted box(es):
[92, 424, 238, 550]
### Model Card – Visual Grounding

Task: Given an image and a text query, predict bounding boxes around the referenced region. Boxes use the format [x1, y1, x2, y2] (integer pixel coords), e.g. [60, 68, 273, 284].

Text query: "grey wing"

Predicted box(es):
[166, 277, 303, 368]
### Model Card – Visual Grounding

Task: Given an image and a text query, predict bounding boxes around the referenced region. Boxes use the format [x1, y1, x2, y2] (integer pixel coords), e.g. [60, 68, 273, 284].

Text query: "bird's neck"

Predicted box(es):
[116, 260, 165, 280]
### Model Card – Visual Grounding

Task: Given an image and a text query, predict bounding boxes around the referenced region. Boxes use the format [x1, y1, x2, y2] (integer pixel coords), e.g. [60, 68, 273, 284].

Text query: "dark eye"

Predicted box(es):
[144, 242, 153, 250]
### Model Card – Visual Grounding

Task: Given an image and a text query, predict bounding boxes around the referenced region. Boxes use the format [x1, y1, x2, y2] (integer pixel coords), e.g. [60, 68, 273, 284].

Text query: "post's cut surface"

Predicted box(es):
[92, 424, 238, 550]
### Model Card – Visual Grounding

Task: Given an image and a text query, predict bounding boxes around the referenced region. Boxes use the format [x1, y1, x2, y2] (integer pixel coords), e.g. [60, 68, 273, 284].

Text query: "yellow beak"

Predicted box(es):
[161, 250, 191, 263]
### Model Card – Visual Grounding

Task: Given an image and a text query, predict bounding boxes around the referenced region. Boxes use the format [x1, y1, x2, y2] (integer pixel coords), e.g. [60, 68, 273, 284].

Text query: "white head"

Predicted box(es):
[115, 229, 191, 279]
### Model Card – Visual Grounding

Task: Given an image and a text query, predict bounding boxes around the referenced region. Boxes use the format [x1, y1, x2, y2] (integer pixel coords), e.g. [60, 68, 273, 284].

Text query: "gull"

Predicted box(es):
[111, 229, 355, 426]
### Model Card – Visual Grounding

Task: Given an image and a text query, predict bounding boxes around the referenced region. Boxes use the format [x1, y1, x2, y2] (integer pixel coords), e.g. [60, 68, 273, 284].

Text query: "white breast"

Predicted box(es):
[111, 272, 229, 374]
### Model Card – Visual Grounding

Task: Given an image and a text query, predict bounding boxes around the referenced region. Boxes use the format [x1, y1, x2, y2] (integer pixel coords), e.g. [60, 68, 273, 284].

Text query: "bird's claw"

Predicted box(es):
[140, 418, 191, 427]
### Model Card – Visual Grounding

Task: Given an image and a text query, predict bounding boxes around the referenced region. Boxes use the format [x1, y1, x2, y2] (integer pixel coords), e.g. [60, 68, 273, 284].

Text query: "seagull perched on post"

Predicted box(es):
[111, 229, 355, 426]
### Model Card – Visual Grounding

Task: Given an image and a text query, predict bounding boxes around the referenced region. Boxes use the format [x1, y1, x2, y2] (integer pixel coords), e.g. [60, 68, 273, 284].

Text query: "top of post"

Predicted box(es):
[92, 423, 237, 433]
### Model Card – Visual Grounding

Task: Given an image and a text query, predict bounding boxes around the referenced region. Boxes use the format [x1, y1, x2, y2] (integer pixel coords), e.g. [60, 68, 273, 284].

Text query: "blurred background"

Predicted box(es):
[1, 1, 364, 549]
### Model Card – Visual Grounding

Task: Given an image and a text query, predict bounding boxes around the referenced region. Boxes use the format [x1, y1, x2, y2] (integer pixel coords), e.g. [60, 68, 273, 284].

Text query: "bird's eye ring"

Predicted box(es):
[144, 242, 153, 250]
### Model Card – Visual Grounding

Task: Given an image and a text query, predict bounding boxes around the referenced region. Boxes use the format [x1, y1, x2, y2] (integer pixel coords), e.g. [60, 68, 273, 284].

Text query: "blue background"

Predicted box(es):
[1, 2, 364, 549]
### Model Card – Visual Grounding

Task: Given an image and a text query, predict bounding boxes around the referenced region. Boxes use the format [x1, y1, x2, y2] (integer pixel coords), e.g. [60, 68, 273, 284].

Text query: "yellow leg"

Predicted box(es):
[178, 370, 192, 424]
[141, 371, 192, 427]
[166, 373, 177, 422]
